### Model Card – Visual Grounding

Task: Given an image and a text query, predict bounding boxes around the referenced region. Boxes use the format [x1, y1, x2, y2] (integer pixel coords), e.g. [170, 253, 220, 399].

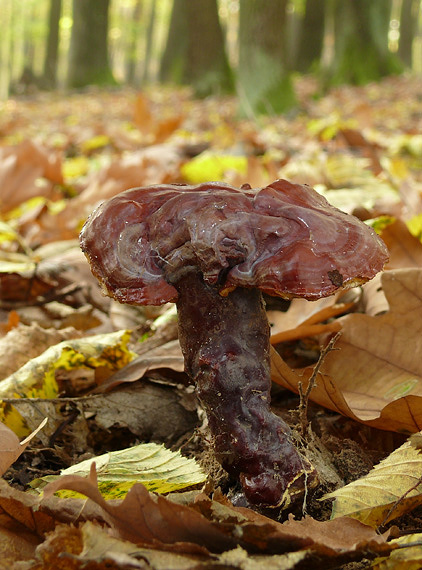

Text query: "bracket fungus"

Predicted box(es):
[80, 179, 388, 507]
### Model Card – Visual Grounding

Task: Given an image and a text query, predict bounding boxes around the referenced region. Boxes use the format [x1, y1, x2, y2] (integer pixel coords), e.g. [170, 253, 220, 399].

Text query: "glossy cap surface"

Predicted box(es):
[80, 179, 389, 304]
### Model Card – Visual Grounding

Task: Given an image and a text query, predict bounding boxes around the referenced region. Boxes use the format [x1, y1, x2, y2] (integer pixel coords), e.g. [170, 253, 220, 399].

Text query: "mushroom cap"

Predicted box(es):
[79, 179, 389, 305]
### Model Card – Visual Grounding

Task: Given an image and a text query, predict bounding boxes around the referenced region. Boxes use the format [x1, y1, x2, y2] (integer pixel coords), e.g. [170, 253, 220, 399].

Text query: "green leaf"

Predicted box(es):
[32, 442, 207, 499]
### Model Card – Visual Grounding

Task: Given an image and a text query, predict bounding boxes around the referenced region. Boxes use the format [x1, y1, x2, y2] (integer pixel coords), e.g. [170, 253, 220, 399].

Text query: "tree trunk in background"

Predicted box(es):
[125, 0, 143, 85]
[296, 0, 325, 72]
[159, 0, 233, 97]
[42, 0, 62, 89]
[238, 0, 295, 115]
[0, 0, 12, 99]
[67, 0, 115, 88]
[142, 0, 157, 83]
[159, 0, 187, 84]
[325, 0, 403, 87]
[398, 0, 417, 68]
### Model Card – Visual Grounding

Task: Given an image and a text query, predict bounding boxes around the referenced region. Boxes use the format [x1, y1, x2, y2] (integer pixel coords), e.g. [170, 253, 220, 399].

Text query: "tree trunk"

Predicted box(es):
[67, 0, 115, 88]
[295, 0, 325, 72]
[159, 0, 233, 97]
[238, 0, 295, 115]
[42, 0, 62, 89]
[325, 0, 403, 86]
[142, 0, 157, 83]
[0, 0, 12, 99]
[124, 0, 143, 86]
[159, 0, 187, 84]
[398, 0, 418, 68]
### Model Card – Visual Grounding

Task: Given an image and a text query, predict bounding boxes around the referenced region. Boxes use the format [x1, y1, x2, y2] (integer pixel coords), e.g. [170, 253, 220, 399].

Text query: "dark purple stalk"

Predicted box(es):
[175, 270, 307, 506]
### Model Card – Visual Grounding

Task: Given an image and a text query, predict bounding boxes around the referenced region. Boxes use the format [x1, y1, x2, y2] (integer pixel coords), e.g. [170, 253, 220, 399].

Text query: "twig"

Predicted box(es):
[298, 332, 341, 436]
[377, 474, 422, 533]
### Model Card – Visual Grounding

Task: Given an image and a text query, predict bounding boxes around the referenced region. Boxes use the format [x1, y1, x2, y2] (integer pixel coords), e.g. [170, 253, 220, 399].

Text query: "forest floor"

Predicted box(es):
[1, 74, 422, 569]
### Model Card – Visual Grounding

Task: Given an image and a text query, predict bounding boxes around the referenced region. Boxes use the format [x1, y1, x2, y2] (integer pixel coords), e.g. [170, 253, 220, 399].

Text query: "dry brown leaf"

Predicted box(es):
[0, 140, 62, 214]
[0, 418, 47, 476]
[94, 340, 185, 393]
[60, 144, 182, 226]
[41, 464, 393, 564]
[382, 219, 422, 269]
[271, 268, 422, 433]
[0, 422, 28, 476]
[268, 296, 338, 335]
[0, 324, 81, 381]
[0, 526, 39, 568]
[28, 522, 149, 570]
[360, 273, 389, 316]
[42, 464, 235, 554]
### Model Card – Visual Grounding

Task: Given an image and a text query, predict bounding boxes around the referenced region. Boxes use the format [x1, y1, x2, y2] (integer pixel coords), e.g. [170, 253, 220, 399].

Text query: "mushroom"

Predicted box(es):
[79, 179, 389, 507]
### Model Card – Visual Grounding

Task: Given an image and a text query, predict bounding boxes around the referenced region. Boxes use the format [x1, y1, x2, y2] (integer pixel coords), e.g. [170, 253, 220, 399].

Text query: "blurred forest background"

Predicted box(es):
[0, 0, 420, 113]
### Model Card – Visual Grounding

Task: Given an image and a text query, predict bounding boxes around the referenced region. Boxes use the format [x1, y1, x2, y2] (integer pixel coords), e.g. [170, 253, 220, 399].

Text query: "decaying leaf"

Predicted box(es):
[325, 438, 422, 527]
[0, 324, 81, 381]
[0, 139, 62, 214]
[373, 533, 422, 570]
[0, 330, 136, 436]
[40, 464, 393, 564]
[0, 418, 47, 476]
[382, 219, 422, 268]
[27, 522, 147, 570]
[32, 442, 206, 498]
[271, 268, 422, 433]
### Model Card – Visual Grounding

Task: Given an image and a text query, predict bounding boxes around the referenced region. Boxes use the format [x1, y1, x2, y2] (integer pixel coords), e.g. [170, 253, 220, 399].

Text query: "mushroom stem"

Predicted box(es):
[174, 270, 308, 506]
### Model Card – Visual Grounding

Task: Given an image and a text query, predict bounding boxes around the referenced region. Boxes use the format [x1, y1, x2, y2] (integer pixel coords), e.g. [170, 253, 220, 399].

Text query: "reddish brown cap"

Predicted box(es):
[79, 179, 389, 305]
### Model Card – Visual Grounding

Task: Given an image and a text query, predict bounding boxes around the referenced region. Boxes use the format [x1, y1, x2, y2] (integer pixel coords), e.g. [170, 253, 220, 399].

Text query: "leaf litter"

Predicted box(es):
[2, 76, 422, 567]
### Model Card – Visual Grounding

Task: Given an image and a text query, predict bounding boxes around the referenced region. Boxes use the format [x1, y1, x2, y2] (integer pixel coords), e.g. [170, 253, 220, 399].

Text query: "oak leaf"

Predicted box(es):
[271, 268, 422, 433]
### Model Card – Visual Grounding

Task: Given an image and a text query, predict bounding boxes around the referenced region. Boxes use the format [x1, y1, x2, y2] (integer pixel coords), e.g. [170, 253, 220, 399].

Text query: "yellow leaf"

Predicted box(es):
[63, 156, 90, 180]
[0, 330, 136, 437]
[0, 221, 19, 244]
[181, 152, 247, 184]
[373, 533, 422, 570]
[80, 134, 110, 153]
[324, 439, 422, 527]
[33, 442, 207, 499]
[365, 215, 396, 235]
[407, 213, 422, 242]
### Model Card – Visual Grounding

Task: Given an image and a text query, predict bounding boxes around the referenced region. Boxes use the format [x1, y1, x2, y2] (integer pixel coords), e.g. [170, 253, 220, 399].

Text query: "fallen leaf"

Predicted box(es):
[94, 339, 185, 393]
[0, 324, 81, 381]
[373, 532, 422, 570]
[0, 526, 40, 568]
[271, 268, 422, 433]
[382, 219, 422, 268]
[0, 418, 47, 476]
[181, 151, 247, 184]
[33, 442, 206, 499]
[0, 140, 62, 214]
[29, 521, 148, 570]
[325, 438, 422, 527]
[41, 464, 392, 562]
[0, 330, 136, 436]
